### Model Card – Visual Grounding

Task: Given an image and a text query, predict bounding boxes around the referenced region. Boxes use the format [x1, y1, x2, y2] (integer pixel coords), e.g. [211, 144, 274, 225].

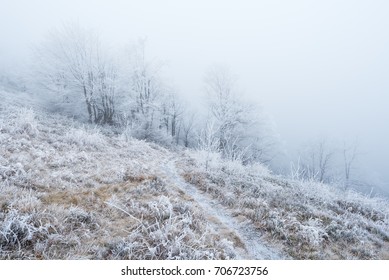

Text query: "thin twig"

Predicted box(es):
[104, 201, 142, 224]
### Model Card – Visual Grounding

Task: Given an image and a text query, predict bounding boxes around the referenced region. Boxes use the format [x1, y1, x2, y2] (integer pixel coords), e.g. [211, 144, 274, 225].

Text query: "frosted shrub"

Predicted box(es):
[13, 108, 38, 137]
[64, 207, 97, 230]
[125, 125, 174, 148]
[64, 127, 105, 150]
[247, 162, 271, 178]
[0, 209, 53, 254]
[299, 218, 328, 247]
[189, 150, 221, 171]
[119, 127, 133, 142]
[0, 162, 30, 188]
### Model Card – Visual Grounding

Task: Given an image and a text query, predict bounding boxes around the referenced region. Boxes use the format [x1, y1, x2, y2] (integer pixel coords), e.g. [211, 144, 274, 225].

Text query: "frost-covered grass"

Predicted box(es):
[0, 95, 234, 259]
[0, 102, 162, 190]
[100, 183, 235, 260]
[2, 90, 388, 260]
[181, 150, 389, 259]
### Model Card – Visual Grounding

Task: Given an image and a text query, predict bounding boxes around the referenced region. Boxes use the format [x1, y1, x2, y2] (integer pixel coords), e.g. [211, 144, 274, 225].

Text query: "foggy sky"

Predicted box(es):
[1, 0, 388, 192]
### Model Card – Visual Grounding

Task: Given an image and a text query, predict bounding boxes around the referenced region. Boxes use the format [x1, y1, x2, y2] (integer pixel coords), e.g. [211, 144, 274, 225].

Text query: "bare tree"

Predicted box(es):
[123, 39, 167, 139]
[160, 91, 184, 142]
[197, 120, 220, 170]
[297, 139, 335, 183]
[343, 141, 358, 189]
[181, 112, 196, 147]
[203, 66, 275, 163]
[312, 140, 334, 182]
[204, 66, 248, 158]
[98, 63, 117, 124]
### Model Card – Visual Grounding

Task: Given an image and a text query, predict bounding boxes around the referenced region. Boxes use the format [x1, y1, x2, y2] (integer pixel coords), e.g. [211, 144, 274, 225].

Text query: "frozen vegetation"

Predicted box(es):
[182, 151, 389, 259]
[1, 89, 388, 260]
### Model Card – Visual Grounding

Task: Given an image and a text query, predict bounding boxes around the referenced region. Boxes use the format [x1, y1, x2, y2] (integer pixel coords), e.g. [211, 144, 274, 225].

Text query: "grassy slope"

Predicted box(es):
[0, 96, 235, 259]
[180, 151, 389, 259]
[1, 90, 388, 259]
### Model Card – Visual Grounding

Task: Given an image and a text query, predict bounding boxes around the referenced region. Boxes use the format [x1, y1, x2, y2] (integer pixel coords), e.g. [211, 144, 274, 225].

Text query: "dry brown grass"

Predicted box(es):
[1, 172, 237, 259]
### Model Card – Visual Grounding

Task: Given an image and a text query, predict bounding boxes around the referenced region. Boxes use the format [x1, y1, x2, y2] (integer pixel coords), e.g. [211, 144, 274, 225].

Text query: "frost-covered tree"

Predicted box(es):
[120, 40, 186, 145]
[205, 67, 247, 158]
[197, 120, 220, 170]
[34, 24, 117, 124]
[126, 40, 162, 132]
[180, 112, 197, 147]
[160, 91, 184, 142]
[203, 66, 275, 163]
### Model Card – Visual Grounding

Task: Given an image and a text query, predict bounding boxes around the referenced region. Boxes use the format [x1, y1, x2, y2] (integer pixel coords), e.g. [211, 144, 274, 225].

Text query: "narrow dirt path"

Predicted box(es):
[161, 156, 284, 260]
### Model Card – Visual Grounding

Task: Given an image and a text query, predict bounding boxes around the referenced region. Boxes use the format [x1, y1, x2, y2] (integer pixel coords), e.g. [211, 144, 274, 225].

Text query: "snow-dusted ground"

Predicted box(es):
[181, 150, 389, 259]
[161, 156, 284, 259]
[1, 89, 389, 259]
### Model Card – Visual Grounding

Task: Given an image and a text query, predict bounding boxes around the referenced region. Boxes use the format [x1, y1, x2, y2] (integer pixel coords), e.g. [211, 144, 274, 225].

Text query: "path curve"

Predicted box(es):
[161, 156, 284, 260]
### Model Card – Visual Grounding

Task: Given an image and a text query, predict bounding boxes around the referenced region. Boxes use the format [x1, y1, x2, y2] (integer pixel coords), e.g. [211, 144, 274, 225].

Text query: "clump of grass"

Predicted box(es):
[14, 107, 39, 137]
[0, 208, 56, 257]
[102, 196, 236, 260]
[64, 127, 106, 151]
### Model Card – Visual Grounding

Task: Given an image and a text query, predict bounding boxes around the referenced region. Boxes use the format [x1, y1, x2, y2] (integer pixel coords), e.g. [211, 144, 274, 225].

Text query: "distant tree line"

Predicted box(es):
[32, 23, 277, 164]
[290, 138, 359, 190]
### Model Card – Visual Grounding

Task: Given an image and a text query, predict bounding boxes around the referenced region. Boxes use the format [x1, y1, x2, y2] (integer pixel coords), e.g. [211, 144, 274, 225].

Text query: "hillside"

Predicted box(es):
[1, 90, 388, 259]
